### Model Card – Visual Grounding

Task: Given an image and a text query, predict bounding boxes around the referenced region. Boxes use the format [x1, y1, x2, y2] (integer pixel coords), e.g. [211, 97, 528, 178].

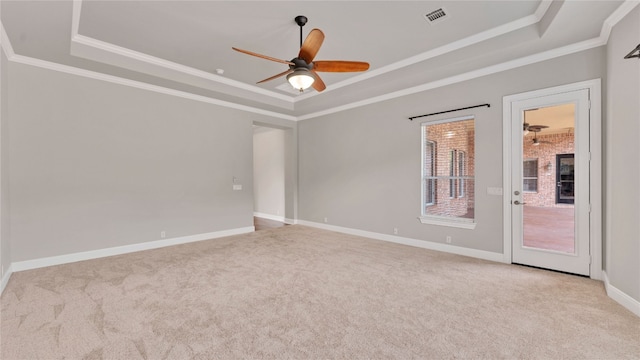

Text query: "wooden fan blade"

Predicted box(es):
[257, 69, 294, 84]
[311, 71, 326, 92]
[298, 29, 325, 63]
[313, 61, 370, 72]
[232, 47, 294, 65]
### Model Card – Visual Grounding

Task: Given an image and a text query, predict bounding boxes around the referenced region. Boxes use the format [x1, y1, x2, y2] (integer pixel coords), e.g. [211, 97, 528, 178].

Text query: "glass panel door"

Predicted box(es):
[511, 89, 590, 276]
[521, 106, 575, 254]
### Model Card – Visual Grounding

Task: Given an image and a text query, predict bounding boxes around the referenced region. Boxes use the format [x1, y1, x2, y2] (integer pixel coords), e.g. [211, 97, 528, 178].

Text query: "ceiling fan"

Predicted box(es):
[527, 125, 551, 146]
[232, 15, 370, 93]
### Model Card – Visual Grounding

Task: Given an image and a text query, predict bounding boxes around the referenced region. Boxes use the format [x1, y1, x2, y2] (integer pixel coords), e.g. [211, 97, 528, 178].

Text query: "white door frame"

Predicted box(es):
[502, 79, 602, 280]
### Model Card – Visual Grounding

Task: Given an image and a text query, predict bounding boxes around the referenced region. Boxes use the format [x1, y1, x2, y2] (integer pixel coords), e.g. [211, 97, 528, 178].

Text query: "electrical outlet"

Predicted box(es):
[323, 217, 328, 223]
[393, 228, 398, 235]
[446, 236, 452, 243]
[161, 231, 166, 239]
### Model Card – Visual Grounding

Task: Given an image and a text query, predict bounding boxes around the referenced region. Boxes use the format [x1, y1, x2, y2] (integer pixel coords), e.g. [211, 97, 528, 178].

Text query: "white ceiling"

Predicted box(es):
[0, 1, 630, 119]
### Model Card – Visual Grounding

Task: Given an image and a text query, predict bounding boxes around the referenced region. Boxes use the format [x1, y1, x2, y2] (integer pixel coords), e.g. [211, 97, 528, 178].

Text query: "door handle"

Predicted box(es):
[513, 200, 526, 205]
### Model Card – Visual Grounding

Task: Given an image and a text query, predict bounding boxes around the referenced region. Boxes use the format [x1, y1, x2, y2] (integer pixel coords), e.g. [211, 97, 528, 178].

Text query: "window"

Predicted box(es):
[523, 159, 538, 192]
[424, 141, 436, 206]
[420, 116, 475, 229]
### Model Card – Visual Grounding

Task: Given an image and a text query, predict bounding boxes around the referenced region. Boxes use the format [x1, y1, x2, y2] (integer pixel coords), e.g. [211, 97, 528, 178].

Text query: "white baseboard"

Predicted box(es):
[253, 212, 285, 222]
[603, 271, 640, 317]
[284, 218, 297, 225]
[297, 220, 506, 263]
[11, 226, 255, 272]
[1, 264, 13, 295]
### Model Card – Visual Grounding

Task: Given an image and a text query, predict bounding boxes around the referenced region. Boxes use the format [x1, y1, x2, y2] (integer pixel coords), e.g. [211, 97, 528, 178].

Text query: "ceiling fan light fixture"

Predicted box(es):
[287, 68, 315, 91]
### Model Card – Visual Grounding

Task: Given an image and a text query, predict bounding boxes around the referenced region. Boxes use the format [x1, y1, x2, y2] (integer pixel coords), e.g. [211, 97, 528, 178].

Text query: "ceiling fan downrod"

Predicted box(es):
[295, 15, 308, 48]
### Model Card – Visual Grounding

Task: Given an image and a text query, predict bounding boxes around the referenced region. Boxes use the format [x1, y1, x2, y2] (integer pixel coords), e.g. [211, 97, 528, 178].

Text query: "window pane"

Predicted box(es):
[523, 159, 538, 177]
[449, 150, 456, 198]
[421, 117, 475, 221]
[424, 178, 436, 206]
[523, 159, 538, 192]
[523, 179, 537, 192]
[424, 141, 436, 206]
[458, 151, 465, 197]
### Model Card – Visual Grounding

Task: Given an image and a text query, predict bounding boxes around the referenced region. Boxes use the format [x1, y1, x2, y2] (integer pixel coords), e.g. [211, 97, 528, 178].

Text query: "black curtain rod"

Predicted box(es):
[408, 103, 490, 121]
[624, 44, 640, 59]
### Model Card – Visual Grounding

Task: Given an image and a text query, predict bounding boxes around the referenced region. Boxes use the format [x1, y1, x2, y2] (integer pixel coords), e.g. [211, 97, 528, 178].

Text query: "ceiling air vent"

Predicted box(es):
[424, 8, 448, 25]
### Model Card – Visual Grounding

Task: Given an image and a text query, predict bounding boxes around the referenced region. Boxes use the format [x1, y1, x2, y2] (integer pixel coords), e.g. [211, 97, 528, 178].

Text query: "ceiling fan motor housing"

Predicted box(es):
[290, 58, 312, 70]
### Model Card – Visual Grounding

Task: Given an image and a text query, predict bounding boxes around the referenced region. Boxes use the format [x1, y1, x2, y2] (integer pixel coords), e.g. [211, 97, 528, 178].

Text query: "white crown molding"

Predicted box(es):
[535, 0, 554, 20]
[1, 1, 635, 122]
[70, 0, 550, 105]
[71, 0, 82, 41]
[7, 50, 296, 121]
[70, 0, 294, 109]
[295, 1, 552, 101]
[599, 0, 640, 42]
[296, 0, 635, 120]
[71, 34, 295, 105]
[297, 220, 506, 264]
[0, 23, 15, 59]
[11, 226, 255, 272]
[1, 29, 606, 124]
[297, 36, 605, 121]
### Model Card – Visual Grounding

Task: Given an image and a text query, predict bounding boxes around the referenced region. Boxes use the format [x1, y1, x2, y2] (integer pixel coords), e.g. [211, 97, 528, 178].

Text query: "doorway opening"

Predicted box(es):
[502, 79, 602, 279]
[253, 125, 287, 231]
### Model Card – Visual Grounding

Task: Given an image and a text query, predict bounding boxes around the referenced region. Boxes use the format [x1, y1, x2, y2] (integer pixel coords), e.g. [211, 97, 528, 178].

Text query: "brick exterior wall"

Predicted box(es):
[424, 119, 475, 218]
[523, 132, 574, 208]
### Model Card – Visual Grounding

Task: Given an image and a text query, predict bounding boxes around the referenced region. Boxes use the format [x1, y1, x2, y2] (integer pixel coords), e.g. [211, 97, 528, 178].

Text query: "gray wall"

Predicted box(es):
[253, 127, 285, 218]
[7, 61, 291, 262]
[298, 47, 605, 254]
[1, 48, 9, 276]
[605, 7, 640, 301]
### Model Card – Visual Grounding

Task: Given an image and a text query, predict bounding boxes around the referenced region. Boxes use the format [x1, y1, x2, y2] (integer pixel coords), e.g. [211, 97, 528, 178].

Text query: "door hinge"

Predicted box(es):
[588, 204, 592, 213]
[588, 100, 591, 109]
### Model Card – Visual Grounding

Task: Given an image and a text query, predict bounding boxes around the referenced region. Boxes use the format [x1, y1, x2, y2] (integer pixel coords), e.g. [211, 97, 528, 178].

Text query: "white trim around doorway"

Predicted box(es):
[502, 79, 602, 280]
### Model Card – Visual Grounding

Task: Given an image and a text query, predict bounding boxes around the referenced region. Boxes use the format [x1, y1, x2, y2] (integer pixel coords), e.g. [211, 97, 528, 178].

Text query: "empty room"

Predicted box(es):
[1, 1, 639, 358]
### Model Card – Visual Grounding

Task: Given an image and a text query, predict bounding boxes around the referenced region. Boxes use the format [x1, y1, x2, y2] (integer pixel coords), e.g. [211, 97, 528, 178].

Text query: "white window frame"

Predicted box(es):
[420, 115, 476, 230]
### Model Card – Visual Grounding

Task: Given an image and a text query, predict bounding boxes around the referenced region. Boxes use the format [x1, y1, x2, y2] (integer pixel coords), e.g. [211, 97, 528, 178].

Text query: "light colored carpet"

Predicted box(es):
[1, 225, 638, 359]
